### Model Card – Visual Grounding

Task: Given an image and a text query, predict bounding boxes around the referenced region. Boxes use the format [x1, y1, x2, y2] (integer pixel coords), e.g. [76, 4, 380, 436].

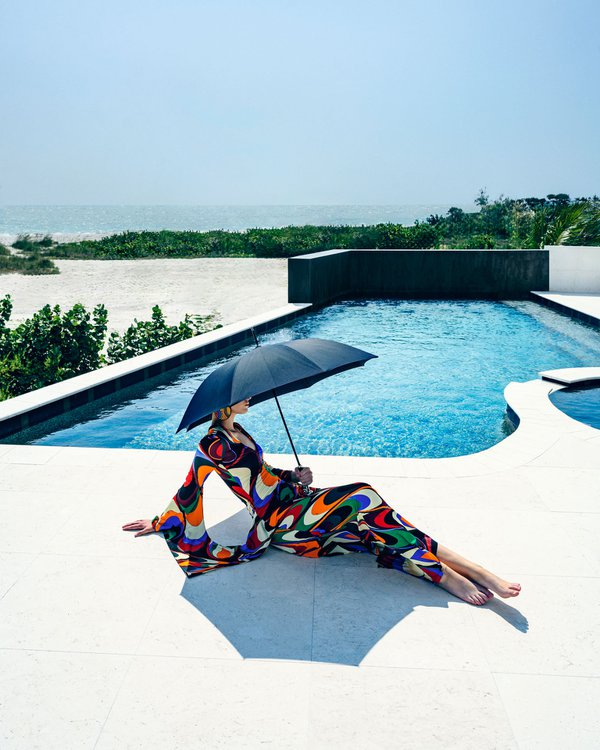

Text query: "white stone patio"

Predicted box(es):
[1, 369, 599, 749]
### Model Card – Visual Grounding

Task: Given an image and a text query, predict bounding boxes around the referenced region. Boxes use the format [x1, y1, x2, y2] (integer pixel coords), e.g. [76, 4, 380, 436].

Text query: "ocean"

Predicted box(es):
[0, 204, 475, 243]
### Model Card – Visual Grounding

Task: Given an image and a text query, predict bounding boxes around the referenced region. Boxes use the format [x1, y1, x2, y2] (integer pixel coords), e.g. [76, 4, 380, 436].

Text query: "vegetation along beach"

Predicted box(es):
[1, 191, 598, 402]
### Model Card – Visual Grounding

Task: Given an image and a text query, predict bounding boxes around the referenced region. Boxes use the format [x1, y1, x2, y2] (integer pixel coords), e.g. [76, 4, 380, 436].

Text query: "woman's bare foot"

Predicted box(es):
[469, 580, 494, 600]
[438, 565, 491, 606]
[434, 544, 520, 601]
[470, 567, 521, 598]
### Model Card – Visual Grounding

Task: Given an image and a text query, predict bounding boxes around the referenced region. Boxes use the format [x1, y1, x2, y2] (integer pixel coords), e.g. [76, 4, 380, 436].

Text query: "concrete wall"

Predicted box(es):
[288, 248, 355, 307]
[548, 245, 600, 293]
[288, 248, 549, 305]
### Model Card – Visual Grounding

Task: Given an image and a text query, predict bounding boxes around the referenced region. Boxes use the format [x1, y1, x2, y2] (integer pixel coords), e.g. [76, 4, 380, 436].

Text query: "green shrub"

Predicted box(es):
[13, 233, 55, 250]
[12, 234, 39, 252]
[22, 253, 60, 275]
[104, 306, 222, 364]
[46, 221, 440, 260]
[0, 295, 108, 400]
[0, 294, 222, 400]
[0, 249, 60, 275]
[466, 234, 496, 249]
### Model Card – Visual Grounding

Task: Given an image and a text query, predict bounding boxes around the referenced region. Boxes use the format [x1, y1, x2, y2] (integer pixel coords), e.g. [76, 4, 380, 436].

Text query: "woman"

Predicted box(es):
[123, 397, 521, 606]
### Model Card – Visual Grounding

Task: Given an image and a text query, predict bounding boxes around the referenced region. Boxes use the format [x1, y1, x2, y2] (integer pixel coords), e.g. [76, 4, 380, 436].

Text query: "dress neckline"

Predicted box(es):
[213, 422, 258, 452]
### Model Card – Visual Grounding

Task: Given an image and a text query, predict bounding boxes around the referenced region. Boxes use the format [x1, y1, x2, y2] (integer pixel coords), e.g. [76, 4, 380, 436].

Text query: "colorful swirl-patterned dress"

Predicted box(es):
[152, 422, 444, 584]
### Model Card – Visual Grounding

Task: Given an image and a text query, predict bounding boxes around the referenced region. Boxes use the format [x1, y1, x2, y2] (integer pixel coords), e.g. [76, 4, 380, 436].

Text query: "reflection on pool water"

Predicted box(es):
[549, 383, 600, 431]
[5, 299, 600, 458]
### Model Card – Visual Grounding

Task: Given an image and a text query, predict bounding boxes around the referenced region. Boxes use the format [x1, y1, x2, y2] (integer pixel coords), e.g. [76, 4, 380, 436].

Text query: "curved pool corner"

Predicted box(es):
[439, 367, 600, 477]
[544, 367, 600, 432]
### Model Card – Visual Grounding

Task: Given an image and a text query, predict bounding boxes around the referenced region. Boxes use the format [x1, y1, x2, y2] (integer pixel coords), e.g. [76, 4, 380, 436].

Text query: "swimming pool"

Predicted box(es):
[550, 383, 600, 431]
[5, 299, 600, 458]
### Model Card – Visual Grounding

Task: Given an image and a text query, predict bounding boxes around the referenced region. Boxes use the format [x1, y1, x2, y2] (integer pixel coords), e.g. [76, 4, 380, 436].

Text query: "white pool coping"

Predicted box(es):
[540, 366, 600, 385]
[531, 291, 600, 325]
[1, 364, 599, 749]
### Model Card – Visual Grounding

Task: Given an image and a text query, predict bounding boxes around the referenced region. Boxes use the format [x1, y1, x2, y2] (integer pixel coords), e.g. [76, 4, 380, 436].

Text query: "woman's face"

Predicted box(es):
[231, 396, 251, 414]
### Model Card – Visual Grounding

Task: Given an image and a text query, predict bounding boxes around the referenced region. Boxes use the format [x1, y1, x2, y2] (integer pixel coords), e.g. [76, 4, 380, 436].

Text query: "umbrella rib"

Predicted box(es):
[230, 343, 324, 400]
[279, 342, 329, 373]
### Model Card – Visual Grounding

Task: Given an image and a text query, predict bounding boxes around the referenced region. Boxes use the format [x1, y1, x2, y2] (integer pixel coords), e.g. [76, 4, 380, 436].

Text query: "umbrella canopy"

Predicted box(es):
[177, 336, 377, 433]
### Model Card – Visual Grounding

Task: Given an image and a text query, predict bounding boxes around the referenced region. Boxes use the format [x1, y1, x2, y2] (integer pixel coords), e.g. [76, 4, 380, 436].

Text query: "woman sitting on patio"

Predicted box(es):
[123, 397, 521, 606]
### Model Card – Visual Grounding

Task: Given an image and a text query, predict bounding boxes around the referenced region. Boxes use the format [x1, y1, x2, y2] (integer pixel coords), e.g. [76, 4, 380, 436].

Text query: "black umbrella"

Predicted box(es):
[176, 330, 377, 467]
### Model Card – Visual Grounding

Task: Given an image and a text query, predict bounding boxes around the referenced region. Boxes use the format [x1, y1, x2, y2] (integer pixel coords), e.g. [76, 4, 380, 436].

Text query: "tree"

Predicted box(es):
[520, 197, 546, 211]
[547, 193, 570, 207]
[475, 188, 489, 207]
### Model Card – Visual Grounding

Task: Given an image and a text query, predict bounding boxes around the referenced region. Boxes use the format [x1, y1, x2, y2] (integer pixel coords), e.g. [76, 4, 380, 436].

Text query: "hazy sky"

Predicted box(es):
[1, 0, 598, 205]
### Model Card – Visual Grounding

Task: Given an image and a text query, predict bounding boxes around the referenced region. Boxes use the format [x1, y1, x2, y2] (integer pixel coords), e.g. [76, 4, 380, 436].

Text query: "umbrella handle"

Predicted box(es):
[295, 468, 310, 494]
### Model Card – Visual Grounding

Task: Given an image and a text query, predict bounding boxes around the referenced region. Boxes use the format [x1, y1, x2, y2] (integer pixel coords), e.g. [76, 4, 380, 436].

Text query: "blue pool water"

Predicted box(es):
[7, 299, 600, 458]
[550, 383, 600, 430]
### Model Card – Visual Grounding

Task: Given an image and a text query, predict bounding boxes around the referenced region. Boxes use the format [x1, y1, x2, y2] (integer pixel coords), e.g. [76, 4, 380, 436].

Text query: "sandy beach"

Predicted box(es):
[0, 257, 289, 332]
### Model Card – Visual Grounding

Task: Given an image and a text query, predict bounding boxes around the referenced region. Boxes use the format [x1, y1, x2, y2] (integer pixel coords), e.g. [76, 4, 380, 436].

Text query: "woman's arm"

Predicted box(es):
[154, 433, 280, 576]
[123, 465, 195, 537]
[151, 499, 185, 534]
[123, 450, 207, 541]
[262, 460, 297, 483]
[122, 518, 155, 536]
[263, 461, 313, 485]
[150, 461, 197, 537]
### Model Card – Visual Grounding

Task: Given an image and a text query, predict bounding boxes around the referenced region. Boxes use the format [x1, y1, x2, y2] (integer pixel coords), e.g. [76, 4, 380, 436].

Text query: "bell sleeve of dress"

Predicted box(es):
[261, 459, 296, 484]
[153, 435, 278, 578]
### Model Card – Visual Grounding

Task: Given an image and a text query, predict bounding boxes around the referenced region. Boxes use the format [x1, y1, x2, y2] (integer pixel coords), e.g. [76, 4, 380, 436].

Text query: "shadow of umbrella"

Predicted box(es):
[178, 511, 528, 666]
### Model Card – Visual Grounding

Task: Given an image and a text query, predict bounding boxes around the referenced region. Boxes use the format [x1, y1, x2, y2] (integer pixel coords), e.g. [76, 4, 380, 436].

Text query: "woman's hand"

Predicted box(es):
[293, 466, 313, 484]
[122, 519, 155, 537]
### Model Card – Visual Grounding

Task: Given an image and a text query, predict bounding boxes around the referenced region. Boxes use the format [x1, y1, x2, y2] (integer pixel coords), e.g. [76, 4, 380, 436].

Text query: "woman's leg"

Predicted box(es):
[279, 482, 493, 605]
[436, 543, 521, 598]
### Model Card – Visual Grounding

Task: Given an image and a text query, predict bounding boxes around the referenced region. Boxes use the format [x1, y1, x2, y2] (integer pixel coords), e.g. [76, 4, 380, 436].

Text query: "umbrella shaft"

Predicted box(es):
[251, 327, 306, 487]
[271, 391, 310, 492]
[271, 389, 301, 467]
